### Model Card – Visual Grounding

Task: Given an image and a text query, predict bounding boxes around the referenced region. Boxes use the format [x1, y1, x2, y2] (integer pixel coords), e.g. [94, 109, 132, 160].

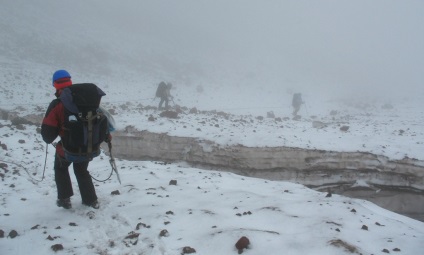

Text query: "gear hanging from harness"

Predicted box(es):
[47, 142, 121, 184]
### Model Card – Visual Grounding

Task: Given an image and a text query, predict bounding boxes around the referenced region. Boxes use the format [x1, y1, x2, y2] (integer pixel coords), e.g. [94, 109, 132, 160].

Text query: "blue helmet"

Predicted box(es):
[52, 70, 71, 86]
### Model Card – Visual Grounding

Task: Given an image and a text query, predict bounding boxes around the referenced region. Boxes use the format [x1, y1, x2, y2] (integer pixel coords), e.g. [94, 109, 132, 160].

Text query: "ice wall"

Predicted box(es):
[112, 130, 424, 191]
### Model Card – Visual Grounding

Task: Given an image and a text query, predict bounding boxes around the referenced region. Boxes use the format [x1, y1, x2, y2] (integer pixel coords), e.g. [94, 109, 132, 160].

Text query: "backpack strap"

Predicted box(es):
[87, 111, 93, 155]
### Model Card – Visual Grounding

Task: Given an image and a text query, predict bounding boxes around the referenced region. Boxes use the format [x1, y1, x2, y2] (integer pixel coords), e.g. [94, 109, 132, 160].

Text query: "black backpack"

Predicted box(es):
[156, 82, 167, 97]
[60, 83, 109, 162]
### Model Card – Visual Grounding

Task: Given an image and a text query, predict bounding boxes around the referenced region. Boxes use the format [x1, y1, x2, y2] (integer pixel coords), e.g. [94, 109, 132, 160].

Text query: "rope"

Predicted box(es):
[0, 154, 46, 184]
[89, 142, 121, 184]
[107, 141, 122, 184]
[89, 164, 114, 183]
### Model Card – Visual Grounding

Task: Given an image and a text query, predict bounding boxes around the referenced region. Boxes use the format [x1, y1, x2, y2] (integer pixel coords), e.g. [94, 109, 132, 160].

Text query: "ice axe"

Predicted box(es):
[107, 141, 121, 184]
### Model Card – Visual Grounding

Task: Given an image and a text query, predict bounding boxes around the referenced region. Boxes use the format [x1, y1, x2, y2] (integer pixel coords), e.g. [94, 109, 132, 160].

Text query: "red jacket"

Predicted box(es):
[41, 98, 66, 157]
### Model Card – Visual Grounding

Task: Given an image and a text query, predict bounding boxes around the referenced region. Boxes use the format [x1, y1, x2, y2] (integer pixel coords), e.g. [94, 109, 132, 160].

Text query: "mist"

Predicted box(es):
[1, 0, 423, 102]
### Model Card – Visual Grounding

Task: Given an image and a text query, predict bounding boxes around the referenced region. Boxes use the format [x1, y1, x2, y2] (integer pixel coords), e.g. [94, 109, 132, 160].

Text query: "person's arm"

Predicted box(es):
[41, 100, 62, 144]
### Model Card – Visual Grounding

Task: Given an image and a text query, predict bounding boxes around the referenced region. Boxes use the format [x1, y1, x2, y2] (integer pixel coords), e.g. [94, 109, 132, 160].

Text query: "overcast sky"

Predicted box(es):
[2, 0, 423, 98]
[102, 1, 424, 93]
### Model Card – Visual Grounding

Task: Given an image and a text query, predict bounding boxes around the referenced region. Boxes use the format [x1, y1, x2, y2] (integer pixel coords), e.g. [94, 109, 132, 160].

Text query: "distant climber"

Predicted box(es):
[292, 93, 303, 116]
[156, 81, 173, 110]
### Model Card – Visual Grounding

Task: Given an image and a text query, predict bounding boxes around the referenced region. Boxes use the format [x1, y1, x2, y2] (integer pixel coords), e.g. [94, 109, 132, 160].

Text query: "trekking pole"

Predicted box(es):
[107, 141, 121, 184]
[40, 143, 49, 181]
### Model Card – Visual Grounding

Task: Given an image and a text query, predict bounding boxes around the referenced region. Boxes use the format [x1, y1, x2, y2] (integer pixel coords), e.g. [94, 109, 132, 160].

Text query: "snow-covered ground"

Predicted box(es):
[1, 60, 424, 255]
[1, 1, 424, 254]
[1, 121, 424, 255]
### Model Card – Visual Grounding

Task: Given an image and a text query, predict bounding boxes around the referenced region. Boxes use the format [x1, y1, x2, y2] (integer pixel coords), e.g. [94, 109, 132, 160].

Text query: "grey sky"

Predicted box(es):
[97, 0, 424, 94]
[2, 0, 423, 97]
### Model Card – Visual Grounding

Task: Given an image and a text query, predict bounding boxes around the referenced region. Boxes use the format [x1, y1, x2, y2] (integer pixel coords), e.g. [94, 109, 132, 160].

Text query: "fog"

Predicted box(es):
[1, 0, 423, 100]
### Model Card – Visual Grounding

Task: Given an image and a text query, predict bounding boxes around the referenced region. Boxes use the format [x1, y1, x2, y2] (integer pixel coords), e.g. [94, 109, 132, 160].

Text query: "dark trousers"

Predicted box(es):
[54, 154, 97, 205]
[159, 96, 169, 110]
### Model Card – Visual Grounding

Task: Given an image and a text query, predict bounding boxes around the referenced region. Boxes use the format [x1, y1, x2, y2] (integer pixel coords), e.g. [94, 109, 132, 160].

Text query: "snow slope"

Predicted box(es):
[1, 1, 424, 254]
[1, 122, 424, 255]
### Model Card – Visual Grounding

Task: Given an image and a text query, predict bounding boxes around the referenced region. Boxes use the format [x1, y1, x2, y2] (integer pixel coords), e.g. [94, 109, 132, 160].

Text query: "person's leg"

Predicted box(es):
[73, 161, 98, 206]
[54, 154, 73, 209]
[54, 154, 73, 199]
[165, 97, 169, 109]
[159, 97, 165, 109]
[293, 105, 300, 115]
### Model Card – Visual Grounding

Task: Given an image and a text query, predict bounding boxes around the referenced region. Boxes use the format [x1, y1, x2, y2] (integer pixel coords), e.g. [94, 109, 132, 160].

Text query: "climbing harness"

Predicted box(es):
[42, 142, 121, 184]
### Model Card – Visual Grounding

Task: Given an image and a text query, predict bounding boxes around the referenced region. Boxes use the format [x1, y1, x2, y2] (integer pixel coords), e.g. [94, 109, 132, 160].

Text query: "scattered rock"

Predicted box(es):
[182, 246, 196, 254]
[51, 244, 64, 252]
[148, 115, 156, 122]
[329, 239, 359, 253]
[159, 111, 178, 119]
[111, 190, 120, 195]
[340, 125, 349, 132]
[235, 236, 250, 254]
[189, 107, 198, 114]
[0, 143, 7, 150]
[312, 121, 327, 129]
[382, 248, 390, 253]
[125, 231, 140, 239]
[267, 111, 275, 118]
[124, 231, 139, 246]
[69, 222, 77, 227]
[11, 117, 33, 126]
[166, 211, 174, 215]
[393, 248, 401, 252]
[361, 225, 368, 231]
[8, 230, 18, 238]
[136, 222, 150, 230]
[350, 209, 356, 213]
[169, 180, 177, 185]
[159, 229, 169, 237]
[31, 224, 40, 230]
[87, 211, 95, 219]
[0, 229, 4, 238]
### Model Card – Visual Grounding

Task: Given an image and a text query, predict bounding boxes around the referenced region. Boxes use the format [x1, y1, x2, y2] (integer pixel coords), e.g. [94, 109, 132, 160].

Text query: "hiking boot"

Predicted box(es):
[57, 198, 72, 209]
[84, 200, 100, 209]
